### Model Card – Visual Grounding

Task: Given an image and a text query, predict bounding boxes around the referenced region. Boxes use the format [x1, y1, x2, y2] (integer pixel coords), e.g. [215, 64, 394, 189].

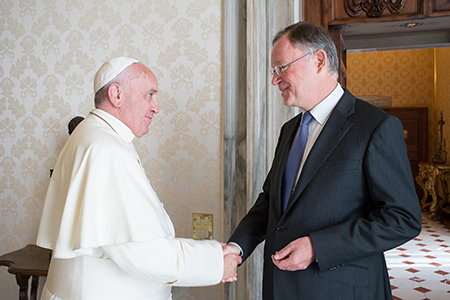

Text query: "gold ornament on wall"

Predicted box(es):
[345, 0, 406, 18]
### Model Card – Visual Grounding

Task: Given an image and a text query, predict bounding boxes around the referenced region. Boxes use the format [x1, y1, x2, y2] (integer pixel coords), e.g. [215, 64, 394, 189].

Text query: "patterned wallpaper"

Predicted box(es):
[0, 0, 223, 299]
[347, 48, 448, 162]
[348, 49, 435, 107]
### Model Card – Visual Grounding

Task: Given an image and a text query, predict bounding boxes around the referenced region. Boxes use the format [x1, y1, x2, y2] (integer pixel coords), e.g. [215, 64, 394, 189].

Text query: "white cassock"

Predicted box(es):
[37, 109, 223, 300]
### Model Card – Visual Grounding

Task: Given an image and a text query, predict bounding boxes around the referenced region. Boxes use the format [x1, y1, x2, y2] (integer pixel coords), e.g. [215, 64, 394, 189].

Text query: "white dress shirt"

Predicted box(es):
[294, 84, 344, 186]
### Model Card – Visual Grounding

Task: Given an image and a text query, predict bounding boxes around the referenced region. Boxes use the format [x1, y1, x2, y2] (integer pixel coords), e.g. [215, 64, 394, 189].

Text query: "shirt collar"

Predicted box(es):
[90, 109, 136, 143]
[309, 84, 344, 125]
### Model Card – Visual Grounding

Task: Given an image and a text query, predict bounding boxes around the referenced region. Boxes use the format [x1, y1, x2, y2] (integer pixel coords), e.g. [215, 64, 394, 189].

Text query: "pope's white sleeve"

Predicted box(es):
[99, 237, 223, 286]
[172, 238, 224, 287]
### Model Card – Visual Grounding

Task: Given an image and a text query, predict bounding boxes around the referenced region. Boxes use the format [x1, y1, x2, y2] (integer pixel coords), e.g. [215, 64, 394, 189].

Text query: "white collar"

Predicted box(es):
[309, 84, 344, 125]
[89, 109, 136, 143]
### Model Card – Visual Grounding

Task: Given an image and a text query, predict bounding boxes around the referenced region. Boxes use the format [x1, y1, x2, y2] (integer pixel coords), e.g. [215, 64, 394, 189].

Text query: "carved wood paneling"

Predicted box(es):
[429, 0, 450, 17]
[329, 0, 426, 25]
[305, 0, 450, 27]
[345, 0, 406, 17]
[302, 0, 327, 27]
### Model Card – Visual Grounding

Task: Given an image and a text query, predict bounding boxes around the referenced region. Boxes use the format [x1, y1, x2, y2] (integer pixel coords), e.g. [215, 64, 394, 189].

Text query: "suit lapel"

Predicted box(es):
[283, 91, 356, 214]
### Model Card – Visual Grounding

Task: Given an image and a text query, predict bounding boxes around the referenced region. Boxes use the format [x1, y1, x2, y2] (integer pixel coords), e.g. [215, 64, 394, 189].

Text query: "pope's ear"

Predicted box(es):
[107, 83, 123, 108]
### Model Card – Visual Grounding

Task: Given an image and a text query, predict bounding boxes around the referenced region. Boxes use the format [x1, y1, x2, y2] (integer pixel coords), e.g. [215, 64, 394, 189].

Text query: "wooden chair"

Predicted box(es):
[0, 244, 52, 300]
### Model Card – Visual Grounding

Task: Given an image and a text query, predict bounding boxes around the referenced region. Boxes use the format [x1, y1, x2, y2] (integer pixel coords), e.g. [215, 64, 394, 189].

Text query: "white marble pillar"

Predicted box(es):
[224, 1, 301, 299]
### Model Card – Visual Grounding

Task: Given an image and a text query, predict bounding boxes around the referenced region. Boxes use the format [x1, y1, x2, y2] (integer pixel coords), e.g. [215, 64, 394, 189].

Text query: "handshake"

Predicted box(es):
[221, 243, 242, 283]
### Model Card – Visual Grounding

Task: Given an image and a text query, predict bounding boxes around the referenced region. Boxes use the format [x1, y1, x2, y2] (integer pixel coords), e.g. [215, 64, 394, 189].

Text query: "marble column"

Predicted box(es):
[224, 1, 301, 299]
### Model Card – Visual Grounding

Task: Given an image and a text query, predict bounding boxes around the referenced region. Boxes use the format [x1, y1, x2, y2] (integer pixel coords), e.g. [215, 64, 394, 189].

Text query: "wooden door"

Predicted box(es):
[383, 107, 428, 198]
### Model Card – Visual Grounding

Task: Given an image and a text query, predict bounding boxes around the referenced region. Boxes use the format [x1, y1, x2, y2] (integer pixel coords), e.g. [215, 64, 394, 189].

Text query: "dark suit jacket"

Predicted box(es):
[229, 90, 422, 300]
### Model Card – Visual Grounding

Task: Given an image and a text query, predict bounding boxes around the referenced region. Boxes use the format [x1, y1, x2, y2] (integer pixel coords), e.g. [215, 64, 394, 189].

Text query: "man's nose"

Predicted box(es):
[271, 73, 282, 86]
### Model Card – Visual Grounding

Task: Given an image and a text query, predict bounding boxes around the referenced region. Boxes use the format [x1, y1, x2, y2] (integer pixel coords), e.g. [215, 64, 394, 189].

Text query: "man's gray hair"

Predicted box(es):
[273, 22, 339, 78]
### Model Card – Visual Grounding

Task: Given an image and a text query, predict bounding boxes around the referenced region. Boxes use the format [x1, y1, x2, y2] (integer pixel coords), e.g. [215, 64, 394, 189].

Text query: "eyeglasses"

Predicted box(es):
[271, 52, 312, 77]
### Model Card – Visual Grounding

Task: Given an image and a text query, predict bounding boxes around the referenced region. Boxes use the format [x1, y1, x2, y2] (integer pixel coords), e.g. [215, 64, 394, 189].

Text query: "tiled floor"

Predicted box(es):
[386, 213, 450, 300]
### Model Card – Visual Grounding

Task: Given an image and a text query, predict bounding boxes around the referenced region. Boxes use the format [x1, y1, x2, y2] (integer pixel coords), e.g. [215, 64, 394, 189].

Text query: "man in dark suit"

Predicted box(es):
[225, 21, 422, 299]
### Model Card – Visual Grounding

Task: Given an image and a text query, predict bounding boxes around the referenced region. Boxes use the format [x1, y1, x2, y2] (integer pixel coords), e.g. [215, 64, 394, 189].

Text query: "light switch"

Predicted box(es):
[192, 213, 213, 240]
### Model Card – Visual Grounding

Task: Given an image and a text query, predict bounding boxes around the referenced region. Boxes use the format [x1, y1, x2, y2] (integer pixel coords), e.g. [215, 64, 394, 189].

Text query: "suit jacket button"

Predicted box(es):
[277, 226, 285, 231]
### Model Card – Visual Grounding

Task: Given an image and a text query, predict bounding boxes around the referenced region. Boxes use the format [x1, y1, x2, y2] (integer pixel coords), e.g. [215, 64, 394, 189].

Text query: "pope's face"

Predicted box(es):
[119, 64, 159, 138]
[271, 35, 315, 110]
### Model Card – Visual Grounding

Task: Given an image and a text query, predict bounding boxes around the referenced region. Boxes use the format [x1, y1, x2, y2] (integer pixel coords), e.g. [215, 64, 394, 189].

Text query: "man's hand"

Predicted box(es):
[271, 236, 316, 271]
[221, 243, 241, 256]
[221, 243, 242, 282]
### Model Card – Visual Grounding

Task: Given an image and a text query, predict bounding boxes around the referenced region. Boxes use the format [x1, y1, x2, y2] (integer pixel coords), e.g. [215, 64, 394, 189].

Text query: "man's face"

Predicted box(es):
[271, 35, 315, 110]
[119, 64, 159, 138]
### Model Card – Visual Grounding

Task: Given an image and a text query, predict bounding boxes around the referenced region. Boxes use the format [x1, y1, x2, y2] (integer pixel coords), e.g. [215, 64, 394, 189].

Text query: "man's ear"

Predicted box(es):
[107, 83, 123, 108]
[315, 49, 327, 73]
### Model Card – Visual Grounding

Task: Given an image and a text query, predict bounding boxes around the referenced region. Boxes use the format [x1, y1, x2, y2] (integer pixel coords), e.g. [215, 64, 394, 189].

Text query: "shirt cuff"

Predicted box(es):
[227, 242, 243, 257]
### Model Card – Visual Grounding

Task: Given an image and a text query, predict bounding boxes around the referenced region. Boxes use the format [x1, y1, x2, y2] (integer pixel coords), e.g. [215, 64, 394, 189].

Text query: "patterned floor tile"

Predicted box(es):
[386, 213, 450, 299]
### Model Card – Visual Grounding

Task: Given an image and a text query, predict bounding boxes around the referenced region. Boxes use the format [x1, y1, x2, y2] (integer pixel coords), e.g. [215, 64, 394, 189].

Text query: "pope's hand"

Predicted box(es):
[222, 253, 242, 282]
[220, 243, 242, 282]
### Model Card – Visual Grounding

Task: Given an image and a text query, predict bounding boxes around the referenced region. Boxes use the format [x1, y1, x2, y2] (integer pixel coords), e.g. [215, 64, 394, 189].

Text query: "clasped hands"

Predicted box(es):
[219, 236, 315, 282]
[221, 243, 242, 283]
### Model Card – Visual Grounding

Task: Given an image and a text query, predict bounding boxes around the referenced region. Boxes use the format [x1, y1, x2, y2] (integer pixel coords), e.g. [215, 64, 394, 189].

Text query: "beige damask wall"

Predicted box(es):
[347, 48, 450, 162]
[0, 0, 224, 299]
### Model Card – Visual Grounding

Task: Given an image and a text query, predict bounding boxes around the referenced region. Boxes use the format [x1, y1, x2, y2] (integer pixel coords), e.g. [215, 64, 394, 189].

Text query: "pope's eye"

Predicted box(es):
[146, 90, 157, 100]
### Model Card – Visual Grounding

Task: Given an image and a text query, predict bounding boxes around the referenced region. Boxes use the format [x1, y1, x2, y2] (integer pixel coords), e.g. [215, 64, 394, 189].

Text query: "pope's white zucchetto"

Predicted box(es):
[93, 57, 139, 94]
